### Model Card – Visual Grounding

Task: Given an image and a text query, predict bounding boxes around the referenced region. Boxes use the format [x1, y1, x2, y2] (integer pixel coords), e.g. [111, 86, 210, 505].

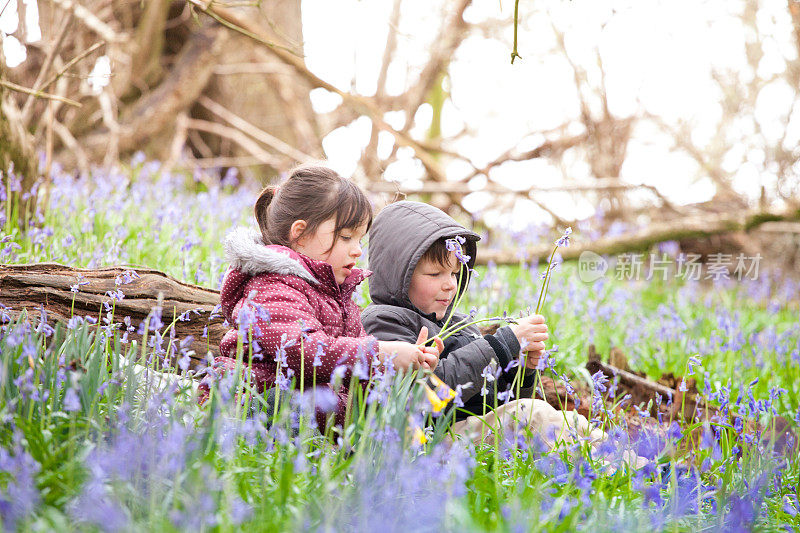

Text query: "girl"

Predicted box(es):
[201, 165, 439, 428]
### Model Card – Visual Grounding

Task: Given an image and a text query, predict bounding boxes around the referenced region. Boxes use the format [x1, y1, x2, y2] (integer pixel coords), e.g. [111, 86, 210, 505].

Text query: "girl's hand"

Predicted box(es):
[377, 340, 428, 372]
[509, 315, 549, 368]
[415, 326, 443, 371]
[377, 327, 443, 372]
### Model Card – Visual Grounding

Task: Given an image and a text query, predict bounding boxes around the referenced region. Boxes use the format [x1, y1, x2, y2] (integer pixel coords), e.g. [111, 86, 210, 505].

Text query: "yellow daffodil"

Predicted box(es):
[424, 374, 456, 413]
[424, 384, 449, 413]
[412, 425, 428, 446]
[429, 373, 456, 400]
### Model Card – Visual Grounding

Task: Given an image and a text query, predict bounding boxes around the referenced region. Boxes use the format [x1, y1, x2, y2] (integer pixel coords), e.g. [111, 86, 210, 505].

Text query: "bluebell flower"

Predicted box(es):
[273, 333, 296, 368]
[69, 275, 89, 293]
[63, 388, 81, 412]
[686, 355, 701, 375]
[590, 370, 609, 393]
[497, 387, 515, 403]
[667, 421, 682, 440]
[782, 496, 798, 517]
[445, 236, 470, 264]
[33, 307, 54, 337]
[0, 440, 41, 530]
[555, 226, 572, 247]
[313, 341, 326, 367]
[453, 383, 470, 408]
[480, 363, 500, 383]
[105, 288, 125, 303]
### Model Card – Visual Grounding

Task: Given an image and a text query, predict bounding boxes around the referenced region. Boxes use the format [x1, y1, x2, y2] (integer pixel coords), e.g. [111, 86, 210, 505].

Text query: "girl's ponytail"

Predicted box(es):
[254, 186, 278, 244]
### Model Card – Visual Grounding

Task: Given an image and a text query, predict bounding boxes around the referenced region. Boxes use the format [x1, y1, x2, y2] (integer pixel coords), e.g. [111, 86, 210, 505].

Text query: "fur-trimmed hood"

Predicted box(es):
[224, 227, 318, 285]
[219, 227, 370, 325]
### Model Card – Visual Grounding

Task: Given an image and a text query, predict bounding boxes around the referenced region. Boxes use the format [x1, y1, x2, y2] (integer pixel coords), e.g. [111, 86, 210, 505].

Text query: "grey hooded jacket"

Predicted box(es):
[361, 201, 535, 420]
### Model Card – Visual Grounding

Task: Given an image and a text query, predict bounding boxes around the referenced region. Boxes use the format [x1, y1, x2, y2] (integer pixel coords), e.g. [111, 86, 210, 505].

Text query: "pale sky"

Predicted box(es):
[3, 0, 797, 226]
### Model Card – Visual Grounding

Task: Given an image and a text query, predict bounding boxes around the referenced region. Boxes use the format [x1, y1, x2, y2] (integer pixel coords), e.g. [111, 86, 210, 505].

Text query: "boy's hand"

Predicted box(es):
[509, 315, 549, 369]
[415, 326, 443, 371]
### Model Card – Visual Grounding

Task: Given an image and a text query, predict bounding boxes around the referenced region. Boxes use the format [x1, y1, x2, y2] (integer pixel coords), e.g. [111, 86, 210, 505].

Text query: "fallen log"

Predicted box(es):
[476, 207, 800, 265]
[586, 345, 798, 455]
[0, 263, 226, 367]
[586, 345, 711, 421]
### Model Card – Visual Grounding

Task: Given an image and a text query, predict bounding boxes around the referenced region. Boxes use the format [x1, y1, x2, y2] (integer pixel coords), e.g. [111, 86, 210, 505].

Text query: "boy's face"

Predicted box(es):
[408, 252, 460, 320]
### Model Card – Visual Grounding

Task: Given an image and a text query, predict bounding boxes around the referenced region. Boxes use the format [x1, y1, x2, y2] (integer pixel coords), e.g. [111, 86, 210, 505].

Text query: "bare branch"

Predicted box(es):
[51, 0, 126, 43]
[197, 95, 315, 164]
[187, 0, 450, 181]
[648, 113, 745, 204]
[163, 111, 189, 174]
[99, 91, 119, 168]
[185, 118, 286, 168]
[362, 0, 403, 179]
[129, 0, 171, 90]
[0, 79, 81, 107]
[62, 23, 226, 165]
[20, 12, 74, 127]
[39, 42, 105, 93]
[366, 178, 671, 196]
[401, 0, 472, 122]
[465, 133, 588, 181]
[52, 120, 90, 176]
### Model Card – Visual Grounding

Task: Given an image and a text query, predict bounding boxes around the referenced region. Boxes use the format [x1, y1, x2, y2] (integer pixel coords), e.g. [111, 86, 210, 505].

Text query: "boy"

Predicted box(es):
[361, 200, 549, 423]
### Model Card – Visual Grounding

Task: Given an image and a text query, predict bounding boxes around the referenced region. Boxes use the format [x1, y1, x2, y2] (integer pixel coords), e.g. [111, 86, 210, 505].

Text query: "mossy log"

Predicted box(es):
[477, 208, 800, 265]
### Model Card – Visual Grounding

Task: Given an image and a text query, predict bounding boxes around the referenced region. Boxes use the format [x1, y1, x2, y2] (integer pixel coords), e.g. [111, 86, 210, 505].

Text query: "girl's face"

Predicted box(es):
[294, 217, 368, 284]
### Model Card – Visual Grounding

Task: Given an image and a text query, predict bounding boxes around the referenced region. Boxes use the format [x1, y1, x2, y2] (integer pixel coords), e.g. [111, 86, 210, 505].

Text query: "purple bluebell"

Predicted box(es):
[445, 235, 470, 264]
[555, 226, 572, 247]
[63, 387, 81, 412]
[0, 440, 41, 530]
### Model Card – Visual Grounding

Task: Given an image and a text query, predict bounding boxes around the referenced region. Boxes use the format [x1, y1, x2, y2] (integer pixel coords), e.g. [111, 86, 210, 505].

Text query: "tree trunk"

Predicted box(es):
[200, 0, 323, 179]
[67, 21, 228, 165]
[0, 59, 39, 227]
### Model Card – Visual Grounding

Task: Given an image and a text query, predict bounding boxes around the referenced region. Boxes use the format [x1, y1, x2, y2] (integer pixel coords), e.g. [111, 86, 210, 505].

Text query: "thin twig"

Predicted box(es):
[511, 0, 521, 64]
[163, 111, 189, 174]
[361, 0, 402, 178]
[197, 95, 314, 163]
[20, 12, 75, 127]
[0, 1, 12, 18]
[45, 101, 55, 178]
[53, 120, 90, 176]
[51, 0, 126, 43]
[185, 117, 285, 167]
[188, 129, 214, 159]
[98, 91, 119, 168]
[0, 79, 81, 107]
[40, 42, 105, 92]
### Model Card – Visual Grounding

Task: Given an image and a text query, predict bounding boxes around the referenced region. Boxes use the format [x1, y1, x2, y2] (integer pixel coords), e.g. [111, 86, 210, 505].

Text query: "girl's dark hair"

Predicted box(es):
[254, 165, 372, 251]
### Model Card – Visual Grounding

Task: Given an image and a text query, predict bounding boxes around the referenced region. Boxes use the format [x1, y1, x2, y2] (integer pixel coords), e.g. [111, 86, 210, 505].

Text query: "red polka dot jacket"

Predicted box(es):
[211, 227, 379, 427]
